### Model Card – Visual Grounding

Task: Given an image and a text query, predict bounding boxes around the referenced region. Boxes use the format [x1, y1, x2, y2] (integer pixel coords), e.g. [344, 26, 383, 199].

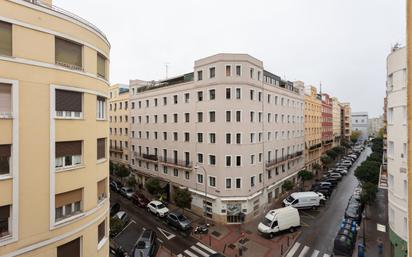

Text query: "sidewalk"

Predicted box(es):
[352, 188, 390, 257]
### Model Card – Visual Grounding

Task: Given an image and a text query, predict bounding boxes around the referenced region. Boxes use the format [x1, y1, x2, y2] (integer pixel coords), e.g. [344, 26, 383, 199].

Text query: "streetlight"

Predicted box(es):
[194, 164, 208, 222]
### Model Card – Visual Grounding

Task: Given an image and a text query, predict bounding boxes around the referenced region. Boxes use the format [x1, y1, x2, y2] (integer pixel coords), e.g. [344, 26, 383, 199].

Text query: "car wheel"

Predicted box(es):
[290, 227, 295, 233]
[156, 212, 160, 217]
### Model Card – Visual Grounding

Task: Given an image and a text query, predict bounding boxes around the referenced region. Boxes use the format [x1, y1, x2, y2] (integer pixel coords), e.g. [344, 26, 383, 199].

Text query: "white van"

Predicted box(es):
[257, 206, 300, 238]
[283, 192, 321, 209]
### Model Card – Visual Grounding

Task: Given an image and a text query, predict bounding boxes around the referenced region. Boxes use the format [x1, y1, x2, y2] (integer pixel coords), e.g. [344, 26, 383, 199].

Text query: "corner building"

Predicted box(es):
[129, 54, 305, 224]
[0, 0, 110, 256]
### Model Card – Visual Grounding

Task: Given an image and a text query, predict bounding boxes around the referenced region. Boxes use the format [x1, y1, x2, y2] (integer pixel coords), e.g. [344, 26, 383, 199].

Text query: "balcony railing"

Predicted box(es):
[110, 147, 124, 153]
[135, 153, 193, 169]
[265, 151, 303, 169]
[309, 143, 322, 151]
[24, 0, 108, 42]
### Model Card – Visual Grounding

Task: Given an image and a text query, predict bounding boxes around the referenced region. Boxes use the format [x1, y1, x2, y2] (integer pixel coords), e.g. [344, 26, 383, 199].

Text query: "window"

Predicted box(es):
[97, 178, 107, 203]
[250, 154, 255, 164]
[209, 133, 216, 144]
[388, 108, 393, 124]
[0, 205, 10, 237]
[98, 220, 106, 244]
[236, 178, 241, 189]
[97, 53, 106, 78]
[226, 133, 231, 144]
[55, 188, 83, 221]
[173, 113, 178, 123]
[173, 168, 179, 177]
[209, 111, 216, 122]
[226, 156, 232, 167]
[258, 92, 262, 101]
[236, 111, 241, 122]
[236, 133, 241, 144]
[55, 37, 83, 70]
[250, 90, 254, 100]
[0, 144, 11, 175]
[250, 176, 255, 187]
[57, 238, 81, 257]
[225, 65, 231, 76]
[197, 174, 204, 184]
[209, 176, 216, 187]
[197, 153, 204, 163]
[163, 97, 167, 105]
[388, 141, 394, 158]
[257, 71, 261, 81]
[185, 171, 190, 180]
[55, 141, 82, 169]
[225, 178, 232, 189]
[163, 114, 167, 123]
[184, 93, 189, 103]
[163, 132, 167, 140]
[173, 95, 178, 104]
[197, 91, 203, 101]
[226, 88, 231, 99]
[0, 21, 12, 56]
[173, 132, 178, 141]
[185, 113, 190, 122]
[236, 65, 241, 76]
[55, 90, 82, 118]
[259, 173, 263, 183]
[226, 111, 231, 122]
[97, 138, 106, 160]
[209, 89, 216, 100]
[209, 155, 216, 165]
[197, 70, 203, 81]
[250, 111, 255, 122]
[250, 68, 254, 79]
[197, 133, 203, 143]
[197, 112, 203, 122]
[236, 156, 241, 166]
[184, 132, 190, 142]
[209, 67, 215, 78]
[154, 98, 158, 106]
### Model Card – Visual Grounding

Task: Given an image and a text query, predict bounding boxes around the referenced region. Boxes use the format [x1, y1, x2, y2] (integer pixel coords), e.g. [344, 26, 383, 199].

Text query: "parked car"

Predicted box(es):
[258, 206, 300, 238]
[344, 204, 361, 223]
[335, 168, 348, 175]
[110, 203, 121, 217]
[321, 177, 338, 187]
[283, 192, 321, 209]
[132, 192, 150, 208]
[333, 234, 354, 257]
[133, 229, 157, 257]
[328, 172, 343, 181]
[337, 227, 356, 245]
[114, 211, 131, 224]
[120, 187, 135, 199]
[341, 160, 353, 167]
[209, 254, 226, 257]
[147, 200, 169, 217]
[110, 181, 122, 192]
[166, 212, 192, 231]
[313, 187, 332, 198]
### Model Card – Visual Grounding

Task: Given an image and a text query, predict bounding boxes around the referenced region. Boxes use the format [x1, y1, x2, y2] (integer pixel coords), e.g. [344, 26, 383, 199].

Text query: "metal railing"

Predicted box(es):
[110, 147, 124, 152]
[135, 153, 193, 168]
[23, 0, 109, 42]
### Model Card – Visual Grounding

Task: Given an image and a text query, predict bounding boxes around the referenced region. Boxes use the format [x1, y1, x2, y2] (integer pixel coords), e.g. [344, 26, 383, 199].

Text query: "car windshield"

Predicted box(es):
[285, 196, 295, 202]
[261, 217, 272, 227]
[177, 215, 187, 221]
[157, 203, 166, 209]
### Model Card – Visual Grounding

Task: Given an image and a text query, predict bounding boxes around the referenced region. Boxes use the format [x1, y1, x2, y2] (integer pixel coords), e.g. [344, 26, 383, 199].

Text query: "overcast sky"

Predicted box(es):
[55, 0, 405, 117]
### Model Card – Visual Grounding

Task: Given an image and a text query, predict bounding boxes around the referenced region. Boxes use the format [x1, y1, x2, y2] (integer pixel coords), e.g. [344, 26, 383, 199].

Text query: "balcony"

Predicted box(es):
[265, 151, 303, 169]
[309, 143, 322, 151]
[135, 153, 193, 170]
[110, 147, 124, 153]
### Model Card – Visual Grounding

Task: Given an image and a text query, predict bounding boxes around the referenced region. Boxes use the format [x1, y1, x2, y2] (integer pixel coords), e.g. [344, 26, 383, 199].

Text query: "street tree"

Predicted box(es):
[127, 175, 137, 189]
[172, 188, 192, 211]
[298, 170, 314, 189]
[360, 182, 378, 206]
[320, 155, 332, 169]
[145, 177, 162, 195]
[351, 131, 362, 144]
[282, 180, 294, 192]
[312, 163, 322, 174]
[116, 164, 130, 183]
[326, 149, 338, 160]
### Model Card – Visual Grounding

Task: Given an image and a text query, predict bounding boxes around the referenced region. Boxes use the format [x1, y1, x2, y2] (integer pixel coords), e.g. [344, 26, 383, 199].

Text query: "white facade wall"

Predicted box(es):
[387, 47, 408, 242]
[351, 112, 369, 141]
[128, 54, 305, 223]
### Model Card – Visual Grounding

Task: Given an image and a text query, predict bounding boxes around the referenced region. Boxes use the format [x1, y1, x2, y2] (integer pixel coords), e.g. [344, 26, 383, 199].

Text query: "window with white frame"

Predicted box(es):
[55, 188, 83, 222]
[226, 156, 232, 167]
[55, 141, 82, 169]
[225, 178, 232, 189]
[209, 176, 216, 187]
[55, 89, 83, 118]
[197, 173, 204, 184]
[250, 176, 255, 187]
[236, 178, 241, 189]
[209, 155, 216, 165]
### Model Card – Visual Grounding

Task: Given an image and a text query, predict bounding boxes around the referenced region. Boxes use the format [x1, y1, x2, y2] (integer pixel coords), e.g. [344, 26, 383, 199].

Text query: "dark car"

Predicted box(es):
[313, 187, 332, 197]
[166, 212, 192, 231]
[344, 205, 361, 223]
[110, 181, 122, 192]
[209, 254, 226, 257]
[132, 192, 150, 208]
[110, 203, 121, 217]
[321, 178, 338, 187]
[133, 229, 157, 257]
[333, 234, 354, 257]
[337, 227, 356, 245]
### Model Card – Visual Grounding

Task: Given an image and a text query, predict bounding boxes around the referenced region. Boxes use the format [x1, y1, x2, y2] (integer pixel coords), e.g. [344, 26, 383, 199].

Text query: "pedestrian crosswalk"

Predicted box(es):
[177, 242, 217, 257]
[286, 242, 331, 257]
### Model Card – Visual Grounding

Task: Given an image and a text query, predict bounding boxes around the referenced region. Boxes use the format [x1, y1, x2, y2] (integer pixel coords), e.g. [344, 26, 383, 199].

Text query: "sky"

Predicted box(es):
[55, 0, 406, 117]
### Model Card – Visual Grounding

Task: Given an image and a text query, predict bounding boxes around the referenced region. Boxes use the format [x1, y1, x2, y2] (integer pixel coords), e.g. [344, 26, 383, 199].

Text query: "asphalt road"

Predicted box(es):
[110, 191, 201, 256]
[290, 147, 371, 256]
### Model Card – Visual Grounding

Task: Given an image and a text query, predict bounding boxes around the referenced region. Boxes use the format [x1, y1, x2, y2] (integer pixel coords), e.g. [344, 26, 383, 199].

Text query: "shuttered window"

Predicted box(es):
[55, 90, 82, 112]
[97, 178, 107, 202]
[55, 189, 82, 208]
[0, 205, 10, 237]
[98, 220, 106, 243]
[97, 138, 106, 160]
[97, 53, 106, 78]
[57, 238, 80, 257]
[55, 188, 83, 221]
[96, 96, 106, 119]
[0, 21, 12, 56]
[55, 37, 82, 70]
[0, 145, 11, 175]
[56, 141, 82, 157]
[0, 83, 11, 116]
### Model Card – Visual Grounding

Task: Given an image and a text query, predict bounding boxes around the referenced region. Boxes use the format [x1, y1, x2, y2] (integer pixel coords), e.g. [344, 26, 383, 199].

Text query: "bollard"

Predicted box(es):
[223, 243, 227, 254]
[281, 244, 283, 255]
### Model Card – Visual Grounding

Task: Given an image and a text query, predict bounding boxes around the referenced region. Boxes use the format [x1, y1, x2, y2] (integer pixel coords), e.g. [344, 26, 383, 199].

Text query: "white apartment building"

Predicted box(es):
[129, 54, 305, 224]
[332, 97, 342, 146]
[351, 112, 369, 141]
[386, 46, 408, 255]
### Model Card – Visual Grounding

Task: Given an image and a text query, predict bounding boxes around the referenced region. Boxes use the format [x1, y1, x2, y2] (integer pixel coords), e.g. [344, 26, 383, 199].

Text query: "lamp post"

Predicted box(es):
[194, 164, 208, 222]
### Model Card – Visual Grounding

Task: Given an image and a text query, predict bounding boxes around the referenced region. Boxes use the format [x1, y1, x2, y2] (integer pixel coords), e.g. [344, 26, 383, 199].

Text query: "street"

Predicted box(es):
[110, 192, 217, 257]
[287, 147, 371, 257]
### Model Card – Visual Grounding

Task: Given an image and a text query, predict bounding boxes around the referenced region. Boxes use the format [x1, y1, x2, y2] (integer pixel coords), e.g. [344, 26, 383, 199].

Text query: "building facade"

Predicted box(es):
[340, 103, 352, 143]
[129, 54, 305, 224]
[331, 97, 342, 147]
[321, 93, 333, 152]
[368, 116, 383, 138]
[387, 46, 408, 256]
[0, 0, 110, 256]
[109, 84, 130, 166]
[303, 85, 322, 171]
[351, 112, 369, 142]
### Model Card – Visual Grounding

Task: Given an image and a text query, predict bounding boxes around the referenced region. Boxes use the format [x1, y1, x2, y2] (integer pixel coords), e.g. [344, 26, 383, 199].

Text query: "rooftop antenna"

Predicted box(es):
[165, 62, 170, 79]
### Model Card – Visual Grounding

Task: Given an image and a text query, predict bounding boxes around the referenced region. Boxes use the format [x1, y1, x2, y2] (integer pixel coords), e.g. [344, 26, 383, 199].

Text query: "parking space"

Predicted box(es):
[112, 220, 142, 254]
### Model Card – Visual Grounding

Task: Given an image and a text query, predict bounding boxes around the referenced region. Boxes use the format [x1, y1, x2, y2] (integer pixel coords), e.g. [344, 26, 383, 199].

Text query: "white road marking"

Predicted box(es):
[196, 242, 217, 254]
[114, 219, 136, 238]
[157, 238, 163, 243]
[157, 227, 176, 240]
[184, 250, 198, 257]
[323, 254, 330, 257]
[286, 242, 301, 257]
[190, 245, 209, 257]
[177, 254, 183, 257]
[311, 249, 320, 257]
[298, 246, 310, 257]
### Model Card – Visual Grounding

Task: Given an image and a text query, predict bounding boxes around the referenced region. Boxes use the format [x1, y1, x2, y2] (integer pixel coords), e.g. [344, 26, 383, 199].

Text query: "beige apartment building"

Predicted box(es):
[109, 84, 130, 166]
[332, 97, 342, 146]
[340, 103, 352, 142]
[129, 54, 305, 224]
[0, 0, 110, 256]
[303, 85, 322, 171]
